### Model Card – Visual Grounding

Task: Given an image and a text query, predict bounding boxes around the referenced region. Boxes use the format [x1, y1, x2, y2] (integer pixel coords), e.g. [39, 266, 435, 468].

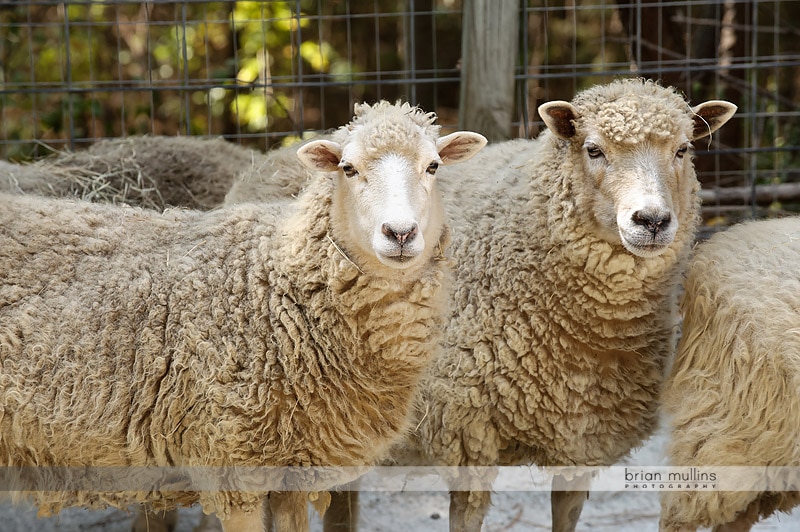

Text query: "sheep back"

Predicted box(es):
[225, 136, 328, 206]
[0, 136, 258, 210]
[661, 216, 800, 530]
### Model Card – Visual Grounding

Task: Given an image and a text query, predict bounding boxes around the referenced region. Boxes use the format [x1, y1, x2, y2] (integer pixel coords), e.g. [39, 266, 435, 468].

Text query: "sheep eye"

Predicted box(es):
[340, 163, 358, 178]
[586, 144, 604, 159]
[676, 145, 689, 159]
[426, 161, 439, 175]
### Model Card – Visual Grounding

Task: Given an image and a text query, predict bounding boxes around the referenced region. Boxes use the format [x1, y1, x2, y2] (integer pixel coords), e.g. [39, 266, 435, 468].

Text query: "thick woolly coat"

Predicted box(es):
[408, 80, 701, 471]
[0, 164, 449, 516]
[661, 217, 800, 530]
[0, 136, 259, 210]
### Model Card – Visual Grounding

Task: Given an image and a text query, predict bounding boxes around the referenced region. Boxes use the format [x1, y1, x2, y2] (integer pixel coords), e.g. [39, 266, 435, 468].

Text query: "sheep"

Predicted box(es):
[0, 135, 261, 210]
[659, 216, 800, 532]
[234, 79, 737, 532]
[1, 135, 260, 532]
[0, 100, 487, 531]
[404, 79, 734, 532]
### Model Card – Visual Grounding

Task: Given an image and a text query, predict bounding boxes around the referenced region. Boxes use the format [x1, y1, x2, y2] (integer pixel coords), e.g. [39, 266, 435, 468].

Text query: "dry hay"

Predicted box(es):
[0, 136, 263, 211]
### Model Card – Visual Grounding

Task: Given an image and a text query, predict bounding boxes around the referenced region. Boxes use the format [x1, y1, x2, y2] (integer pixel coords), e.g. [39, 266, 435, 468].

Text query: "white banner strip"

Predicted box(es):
[1, 466, 799, 492]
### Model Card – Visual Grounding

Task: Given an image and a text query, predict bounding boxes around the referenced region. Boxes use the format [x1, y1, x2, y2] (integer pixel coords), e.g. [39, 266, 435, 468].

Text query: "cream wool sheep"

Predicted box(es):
[218, 100, 486, 532]
[0, 101, 487, 532]
[417, 79, 735, 532]
[1, 136, 260, 532]
[660, 217, 800, 532]
[0, 135, 260, 210]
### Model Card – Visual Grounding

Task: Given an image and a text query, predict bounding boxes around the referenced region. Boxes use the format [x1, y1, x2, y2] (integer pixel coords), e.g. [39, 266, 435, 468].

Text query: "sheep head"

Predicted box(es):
[539, 80, 736, 258]
[297, 104, 486, 274]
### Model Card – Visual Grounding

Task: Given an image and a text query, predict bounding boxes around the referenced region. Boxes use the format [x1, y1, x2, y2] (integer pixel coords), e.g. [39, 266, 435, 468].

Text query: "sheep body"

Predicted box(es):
[413, 81, 708, 522]
[225, 136, 325, 204]
[0, 187, 441, 515]
[0, 102, 485, 529]
[0, 136, 259, 210]
[660, 216, 800, 531]
[1, 135, 258, 532]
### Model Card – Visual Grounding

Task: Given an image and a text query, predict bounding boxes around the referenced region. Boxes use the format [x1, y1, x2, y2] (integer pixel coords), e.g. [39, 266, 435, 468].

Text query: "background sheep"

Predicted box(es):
[242, 79, 734, 532]
[226, 136, 328, 204]
[660, 216, 800, 532]
[0, 135, 260, 210]
[0, 100, 486, 531]
[0, 135, 259, 532]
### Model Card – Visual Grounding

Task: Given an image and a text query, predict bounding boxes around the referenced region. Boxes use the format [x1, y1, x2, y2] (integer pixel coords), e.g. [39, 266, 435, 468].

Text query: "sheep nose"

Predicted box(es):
[632, 210, 672, 235]
[382, 223, 418, 246]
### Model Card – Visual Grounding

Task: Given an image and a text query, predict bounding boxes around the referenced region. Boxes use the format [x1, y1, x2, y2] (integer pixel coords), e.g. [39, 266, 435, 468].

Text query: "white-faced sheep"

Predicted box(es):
[415, 78, 735, 532]
[660, 216, 800, 532]
[0, 101, 487, 531]
[243, 79, 734, 532]
[0, 135, 260, 210]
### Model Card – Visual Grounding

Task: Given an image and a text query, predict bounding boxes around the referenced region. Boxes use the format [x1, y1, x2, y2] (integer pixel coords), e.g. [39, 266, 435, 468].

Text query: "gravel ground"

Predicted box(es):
[3, 424, 800, 531]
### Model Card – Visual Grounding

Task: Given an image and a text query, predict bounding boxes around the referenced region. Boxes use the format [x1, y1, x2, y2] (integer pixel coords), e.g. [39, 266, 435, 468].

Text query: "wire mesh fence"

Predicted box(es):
[0, 1, 798, 225]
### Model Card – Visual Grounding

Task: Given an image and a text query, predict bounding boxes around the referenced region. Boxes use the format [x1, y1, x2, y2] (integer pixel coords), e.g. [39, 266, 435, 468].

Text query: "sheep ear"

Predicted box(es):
[296, 140, 342, 172]
[538, 101, 578, 140]
[691, 101, 738, 140]
[436, 132, 488, 164]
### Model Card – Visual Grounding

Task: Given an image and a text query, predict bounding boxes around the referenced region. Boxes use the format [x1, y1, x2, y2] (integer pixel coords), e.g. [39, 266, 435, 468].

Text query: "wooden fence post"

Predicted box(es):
[459, 0, 520, 141]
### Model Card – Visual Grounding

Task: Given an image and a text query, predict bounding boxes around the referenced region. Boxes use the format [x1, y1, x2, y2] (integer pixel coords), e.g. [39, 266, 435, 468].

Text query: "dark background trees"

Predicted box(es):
[1, 1, 797, 220]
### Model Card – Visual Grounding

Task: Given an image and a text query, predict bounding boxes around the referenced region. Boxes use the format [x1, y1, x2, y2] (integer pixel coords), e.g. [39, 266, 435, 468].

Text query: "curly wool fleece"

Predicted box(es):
[389, 80, 724, 532]
[418, 78, 701, 444]
[573, 78, 695, 143]
[0, 169, 448, 518]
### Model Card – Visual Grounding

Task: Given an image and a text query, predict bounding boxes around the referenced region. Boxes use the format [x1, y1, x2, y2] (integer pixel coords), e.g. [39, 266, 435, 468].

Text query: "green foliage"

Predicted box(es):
[0, 0, 797, 184]
[0, 1, 346, 157]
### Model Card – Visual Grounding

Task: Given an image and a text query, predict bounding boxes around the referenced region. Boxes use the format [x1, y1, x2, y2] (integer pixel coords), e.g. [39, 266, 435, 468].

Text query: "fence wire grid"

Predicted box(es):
[1, 0, 798, 225]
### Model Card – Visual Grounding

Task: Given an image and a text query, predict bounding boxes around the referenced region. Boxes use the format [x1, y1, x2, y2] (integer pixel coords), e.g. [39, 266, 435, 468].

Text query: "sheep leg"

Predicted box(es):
[551, 474, 589, 532]
[268, 491, 310, 532]
[658, 525, 697, 532]
[131, 507, 178, 532]
[220, 504, 266, 532]
[712, 500, 760, 532]
[193, 512, 224, 532]
[449, 490, 490, 532]
[262, 496, 273, 532]
[324, 490, 359, 532]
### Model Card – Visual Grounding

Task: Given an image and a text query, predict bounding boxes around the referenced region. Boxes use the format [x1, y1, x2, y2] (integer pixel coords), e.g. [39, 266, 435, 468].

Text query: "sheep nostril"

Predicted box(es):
[631, 211, 672, 235]
[382, 223, 418, 245]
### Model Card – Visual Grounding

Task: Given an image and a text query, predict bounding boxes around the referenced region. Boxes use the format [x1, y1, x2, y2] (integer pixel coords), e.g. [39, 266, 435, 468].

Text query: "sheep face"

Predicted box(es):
[540, 91, 736, 258]
[579, 133, 690, 258]
[297, 130, 486, 273]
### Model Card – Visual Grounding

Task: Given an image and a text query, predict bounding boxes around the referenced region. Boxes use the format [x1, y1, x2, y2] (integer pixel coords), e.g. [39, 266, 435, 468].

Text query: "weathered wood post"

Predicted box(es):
[459, 0, 520, 141]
